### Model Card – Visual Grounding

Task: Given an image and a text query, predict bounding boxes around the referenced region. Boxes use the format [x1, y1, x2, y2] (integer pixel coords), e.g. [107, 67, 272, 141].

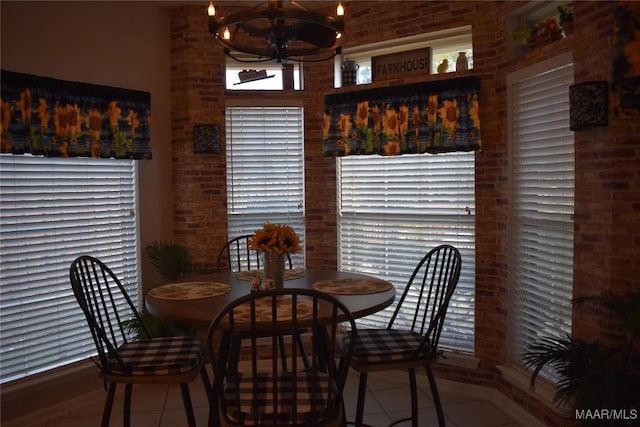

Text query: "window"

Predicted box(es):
[0, 154, 139, 384]
[507, 54, 574, 381]
[225, 105, 305, 267]
[335, 26, 473, 87]
[225, 57, 302, 90]
[337, 152, 476, 352]
[507, 1, 573, 59]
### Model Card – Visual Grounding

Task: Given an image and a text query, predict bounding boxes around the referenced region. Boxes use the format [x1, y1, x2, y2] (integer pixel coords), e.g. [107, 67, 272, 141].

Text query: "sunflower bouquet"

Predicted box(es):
[248, 223, 301, 254]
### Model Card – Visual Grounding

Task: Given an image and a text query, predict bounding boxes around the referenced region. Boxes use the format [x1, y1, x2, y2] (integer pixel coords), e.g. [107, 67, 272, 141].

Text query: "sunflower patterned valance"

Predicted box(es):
[323, 76, 480, 157]
[1, 70, 151, 159]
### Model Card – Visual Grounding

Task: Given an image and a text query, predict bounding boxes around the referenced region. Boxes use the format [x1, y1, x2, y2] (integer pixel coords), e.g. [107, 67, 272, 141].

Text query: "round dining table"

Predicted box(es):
[145, 269, 396, 328]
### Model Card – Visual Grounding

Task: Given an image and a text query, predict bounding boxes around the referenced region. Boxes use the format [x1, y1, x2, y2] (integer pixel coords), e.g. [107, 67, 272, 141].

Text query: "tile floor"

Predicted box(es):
[5, 367, 544, 427]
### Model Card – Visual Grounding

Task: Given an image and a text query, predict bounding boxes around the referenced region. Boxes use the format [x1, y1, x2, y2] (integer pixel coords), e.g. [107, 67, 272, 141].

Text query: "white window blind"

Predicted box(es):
[0, 154, 139, 384]
[337, 152, 476, 352]
[225, 106, 305, 267]
[507, 56, 574, 381]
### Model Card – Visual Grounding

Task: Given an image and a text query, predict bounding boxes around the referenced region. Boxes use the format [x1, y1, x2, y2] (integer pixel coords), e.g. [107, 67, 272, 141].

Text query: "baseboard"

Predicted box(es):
[436, 350, 481, 370]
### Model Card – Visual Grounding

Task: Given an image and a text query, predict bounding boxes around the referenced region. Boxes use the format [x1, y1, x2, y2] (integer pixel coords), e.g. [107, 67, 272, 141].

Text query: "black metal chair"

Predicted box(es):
[217, 234, 305, 371]
[217, 234, 292, 273]
[207, 288, 357, 427]
[69, 255, 211, 427]
[344, 244, 462, 427]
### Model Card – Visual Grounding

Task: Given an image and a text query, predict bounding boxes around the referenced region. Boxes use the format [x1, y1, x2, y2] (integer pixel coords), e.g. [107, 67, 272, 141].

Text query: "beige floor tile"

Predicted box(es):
[16, 370, 530, 427]
[431, 386, 480, 406]
[343, 369, 364, 393]
[359, 411, 394, 427]
[165, 382, 211, 410]
[445, 399, 515, 427]
[47, 411, 163, 427]
[366, 371, 413, 391]
[343, 389, 385, 417]
[384, 406, 456, 427]
[109, 385, 169, 414]
[372, 385, 433, 411]
[46, 415, 104, 427]
[158, 406, 209, 427]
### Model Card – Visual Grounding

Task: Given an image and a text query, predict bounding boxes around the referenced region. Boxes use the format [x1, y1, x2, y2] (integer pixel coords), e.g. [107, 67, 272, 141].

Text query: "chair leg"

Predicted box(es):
[296, 333, 310, 368]
[180, 383, 197, 427]
[227, 335, 242, 375]
[426, 364, 446, 427]
[340, 399, 348, 427]
[277, 333, 309, 371]
[200, 366, 213, 405]
[208, 403, 218, 427]
[408, 368, 418, 427]
[209, 374, 222, 427]
[278, 335, 289, 371]
[101, 382, 116, 427]
[208, 395, 220, 427]
[315, 326, 331, 372]
[354, 372, 368, 427]
[123, 383, 132, 427]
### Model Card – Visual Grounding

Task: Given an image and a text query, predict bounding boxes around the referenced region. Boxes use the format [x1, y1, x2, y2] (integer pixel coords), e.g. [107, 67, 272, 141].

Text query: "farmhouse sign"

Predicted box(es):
[372, 48, 431, 82]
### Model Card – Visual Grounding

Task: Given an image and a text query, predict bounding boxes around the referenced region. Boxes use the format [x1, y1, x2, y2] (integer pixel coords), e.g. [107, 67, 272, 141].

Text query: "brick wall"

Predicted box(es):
[170, 2, 639, 425]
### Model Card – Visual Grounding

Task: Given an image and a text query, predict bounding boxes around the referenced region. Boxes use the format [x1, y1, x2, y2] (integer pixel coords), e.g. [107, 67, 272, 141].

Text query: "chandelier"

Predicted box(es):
[207, 1, 345, 64]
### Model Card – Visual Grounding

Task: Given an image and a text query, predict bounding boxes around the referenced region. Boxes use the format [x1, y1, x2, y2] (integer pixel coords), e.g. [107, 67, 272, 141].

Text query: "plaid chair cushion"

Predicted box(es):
[345, 329, 432, 363]
[223, 371, 340, 425]
[109, 336, 202, 376]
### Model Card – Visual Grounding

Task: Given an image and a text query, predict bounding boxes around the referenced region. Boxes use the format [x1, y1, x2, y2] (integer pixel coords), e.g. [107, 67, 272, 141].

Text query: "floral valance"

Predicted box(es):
[1, 70, 151, 159]
[323, 76, 481, 157]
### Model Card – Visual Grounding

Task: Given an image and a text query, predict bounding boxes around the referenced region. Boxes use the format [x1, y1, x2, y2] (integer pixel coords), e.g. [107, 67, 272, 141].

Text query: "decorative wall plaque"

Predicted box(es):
[371, 48, 431, 82]
[193, 124, 220, 154]
[569, 81, 608, 131]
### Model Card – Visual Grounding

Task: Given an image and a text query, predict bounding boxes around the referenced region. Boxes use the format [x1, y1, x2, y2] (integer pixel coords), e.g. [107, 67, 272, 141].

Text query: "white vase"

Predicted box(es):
[263, 251, 285, 289]
[456, 52, 468, 71]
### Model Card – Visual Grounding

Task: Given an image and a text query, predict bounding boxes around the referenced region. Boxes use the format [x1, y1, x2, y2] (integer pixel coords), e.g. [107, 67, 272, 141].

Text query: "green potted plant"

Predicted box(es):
[522, 291, 640, 425]
[123, 240, 194, 339]
[146, 239, 193, 282]
[558, 4, 574, 37]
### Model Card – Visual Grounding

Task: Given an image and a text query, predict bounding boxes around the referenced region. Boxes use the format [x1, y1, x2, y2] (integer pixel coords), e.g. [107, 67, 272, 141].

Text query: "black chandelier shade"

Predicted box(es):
[207, 1, 345, 64]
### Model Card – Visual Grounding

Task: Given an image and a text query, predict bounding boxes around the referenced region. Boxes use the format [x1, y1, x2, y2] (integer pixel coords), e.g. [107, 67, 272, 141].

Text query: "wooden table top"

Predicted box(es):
[145, 270, 396, 328]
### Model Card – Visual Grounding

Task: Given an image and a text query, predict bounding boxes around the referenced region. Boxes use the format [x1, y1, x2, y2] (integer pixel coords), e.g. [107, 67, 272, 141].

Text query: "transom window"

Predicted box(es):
[335, 26, 473, 87]
[225, 57, 302, 90]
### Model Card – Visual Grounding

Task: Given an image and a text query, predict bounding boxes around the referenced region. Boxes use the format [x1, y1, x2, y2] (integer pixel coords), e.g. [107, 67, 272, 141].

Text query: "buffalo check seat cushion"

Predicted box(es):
[344, 329, 434, 363]
[222, 371, 341, 425]
[108, 336, 203, 376]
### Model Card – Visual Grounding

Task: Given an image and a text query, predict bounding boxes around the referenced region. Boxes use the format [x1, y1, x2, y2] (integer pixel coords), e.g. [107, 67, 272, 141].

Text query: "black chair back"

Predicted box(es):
[388, 244, 462, 355]
[69, 255, 148, 372]
[207, 287, 356, 426]
[217, 234, 292, 272]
